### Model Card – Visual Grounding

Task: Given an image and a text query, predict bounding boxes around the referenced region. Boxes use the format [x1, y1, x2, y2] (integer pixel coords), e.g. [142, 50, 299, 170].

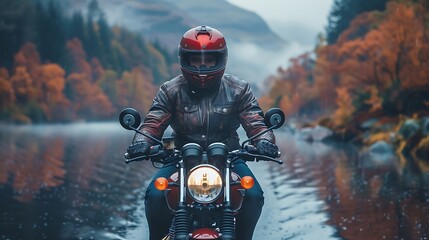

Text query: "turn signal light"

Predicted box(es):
[154, 177, 169, 191]
[240, 176, 254, 189]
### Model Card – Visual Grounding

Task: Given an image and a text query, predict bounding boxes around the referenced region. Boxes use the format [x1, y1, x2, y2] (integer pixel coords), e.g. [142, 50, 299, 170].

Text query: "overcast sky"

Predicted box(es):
[226, 0, 334, 49]
[223, 0, 335, 85]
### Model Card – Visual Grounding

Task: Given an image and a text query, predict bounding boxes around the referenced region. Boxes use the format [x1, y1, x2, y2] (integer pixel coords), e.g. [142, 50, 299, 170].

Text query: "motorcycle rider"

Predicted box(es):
[127, 25, 279, 240]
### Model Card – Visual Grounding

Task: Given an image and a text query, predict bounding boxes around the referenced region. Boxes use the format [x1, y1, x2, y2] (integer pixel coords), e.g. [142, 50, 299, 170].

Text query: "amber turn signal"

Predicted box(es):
[154, 177, 169, 191]
[240, 176, 254, 189]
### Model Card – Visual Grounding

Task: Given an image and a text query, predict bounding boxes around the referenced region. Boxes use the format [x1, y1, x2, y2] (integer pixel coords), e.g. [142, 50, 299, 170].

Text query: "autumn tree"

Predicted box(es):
[67, 73, 114, 120]
[0, 68, 15, 113]
[12, 46, 39, 107]
[65, 38, 92, 77]
[0, 0, 175, 123]
[115, 67, 156, 114]
[13, 42, 43, 83]
[40, 64, 73, 121]
[9, 42, 73, 122]
[322, 1, 429, 118]
[10, 67, 36, 105]
[333, 87, 355, 126]
[65, 38, 114, 120]
[261, 53, 319, 118]
[326, 0, 388, 44]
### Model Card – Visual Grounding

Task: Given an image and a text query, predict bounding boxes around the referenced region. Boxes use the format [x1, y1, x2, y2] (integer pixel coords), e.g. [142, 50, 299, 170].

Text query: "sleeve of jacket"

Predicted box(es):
[238, 82, 276, 144]
[133, 84, 172, 144]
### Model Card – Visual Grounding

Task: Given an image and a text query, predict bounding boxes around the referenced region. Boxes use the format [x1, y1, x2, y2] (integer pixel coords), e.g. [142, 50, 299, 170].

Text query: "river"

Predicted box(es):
[0, 123, 428, 240]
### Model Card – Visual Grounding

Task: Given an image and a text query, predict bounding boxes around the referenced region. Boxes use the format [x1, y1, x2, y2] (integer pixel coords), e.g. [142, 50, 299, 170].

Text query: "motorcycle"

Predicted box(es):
[119, 107, 285, 240]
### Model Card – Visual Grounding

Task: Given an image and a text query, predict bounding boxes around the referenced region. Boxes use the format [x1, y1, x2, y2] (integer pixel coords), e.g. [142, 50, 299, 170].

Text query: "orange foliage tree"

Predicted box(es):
[66, 38, 92, 77]
[0, 38, 159, 123]
[262, 0, 429, 129]
[7, 43, 74, 122]
[0, 68, 15, 113]
[115, 67, 156, 114]
[40, 64, 73, 121]
[67, 73, 114, 120]
[333, 87, 355, 126]
[65, 38, 115, 120]
[316, 1, 429, 123]
[261, 53, 317, 118]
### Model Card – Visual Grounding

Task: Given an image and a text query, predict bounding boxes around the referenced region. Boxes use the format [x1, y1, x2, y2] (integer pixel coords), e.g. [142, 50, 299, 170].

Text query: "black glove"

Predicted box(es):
[127, 141, 151, 158]
[256, 139, 279, 158]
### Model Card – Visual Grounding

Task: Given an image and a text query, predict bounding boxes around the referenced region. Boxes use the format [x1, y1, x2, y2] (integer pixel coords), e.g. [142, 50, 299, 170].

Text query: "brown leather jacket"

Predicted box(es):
[134, 74, 275, 150]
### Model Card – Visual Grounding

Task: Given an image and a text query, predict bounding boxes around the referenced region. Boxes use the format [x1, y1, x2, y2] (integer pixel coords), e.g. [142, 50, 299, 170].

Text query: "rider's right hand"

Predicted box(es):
[127, 141, 151, 158]
[255, 139, 279, 158]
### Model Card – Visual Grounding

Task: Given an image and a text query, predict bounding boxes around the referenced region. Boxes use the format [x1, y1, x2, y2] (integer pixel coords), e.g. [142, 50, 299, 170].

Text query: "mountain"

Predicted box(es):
[38, 0, 288, 84]
[48, 0, 285, 50]
[166, 0, 285, 49]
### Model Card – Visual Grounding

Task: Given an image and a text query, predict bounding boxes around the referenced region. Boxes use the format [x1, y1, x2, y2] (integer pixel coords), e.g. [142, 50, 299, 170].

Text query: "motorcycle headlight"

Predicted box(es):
[187, 165, 223, 203]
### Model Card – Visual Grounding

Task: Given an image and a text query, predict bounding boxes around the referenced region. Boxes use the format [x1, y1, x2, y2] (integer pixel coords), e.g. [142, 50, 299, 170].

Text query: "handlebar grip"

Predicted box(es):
[244, 145, 258, 154]
[149, 145, 161, 154]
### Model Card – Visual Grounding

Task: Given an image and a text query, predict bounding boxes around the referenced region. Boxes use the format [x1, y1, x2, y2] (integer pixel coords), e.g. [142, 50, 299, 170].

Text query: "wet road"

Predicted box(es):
[1, 123, 429, 239]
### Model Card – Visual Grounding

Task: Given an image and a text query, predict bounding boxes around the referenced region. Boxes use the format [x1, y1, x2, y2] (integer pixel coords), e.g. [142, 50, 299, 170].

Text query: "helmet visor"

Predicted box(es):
[181, 50, 226, 74]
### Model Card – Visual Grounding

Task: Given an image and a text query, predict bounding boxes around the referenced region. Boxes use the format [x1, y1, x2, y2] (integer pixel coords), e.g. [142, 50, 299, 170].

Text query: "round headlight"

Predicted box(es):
[187, 165, 223, 203]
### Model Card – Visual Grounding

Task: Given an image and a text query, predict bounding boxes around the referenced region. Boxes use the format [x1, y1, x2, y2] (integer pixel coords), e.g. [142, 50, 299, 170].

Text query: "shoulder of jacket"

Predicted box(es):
[222, 74, 249, 91]
[160, 75, 187, 94]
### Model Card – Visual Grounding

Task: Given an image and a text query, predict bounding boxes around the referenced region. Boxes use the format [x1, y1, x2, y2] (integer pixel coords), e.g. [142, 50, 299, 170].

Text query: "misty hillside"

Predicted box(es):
[48, 0, 285, 50]
[168, 0, 285, 48]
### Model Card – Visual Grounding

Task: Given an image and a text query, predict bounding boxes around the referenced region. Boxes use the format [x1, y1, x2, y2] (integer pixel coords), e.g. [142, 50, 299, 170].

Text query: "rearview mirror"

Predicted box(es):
[119, 108, 141, 130]
[264, 108, 285, 129]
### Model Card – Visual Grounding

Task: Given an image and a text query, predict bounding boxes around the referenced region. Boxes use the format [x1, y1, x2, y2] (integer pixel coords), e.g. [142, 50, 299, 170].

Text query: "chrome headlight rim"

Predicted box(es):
[186, 164, 223, 204]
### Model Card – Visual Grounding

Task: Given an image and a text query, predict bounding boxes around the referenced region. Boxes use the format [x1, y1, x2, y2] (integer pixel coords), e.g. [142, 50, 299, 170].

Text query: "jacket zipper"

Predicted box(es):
[206, 98, 211, 149]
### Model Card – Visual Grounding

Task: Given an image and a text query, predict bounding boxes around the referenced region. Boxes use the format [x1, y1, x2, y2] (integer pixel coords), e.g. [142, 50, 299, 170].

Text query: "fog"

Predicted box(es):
[226, 40, 313, 89]
[96, 0, 334, 87]
[226, 0, 334, 88]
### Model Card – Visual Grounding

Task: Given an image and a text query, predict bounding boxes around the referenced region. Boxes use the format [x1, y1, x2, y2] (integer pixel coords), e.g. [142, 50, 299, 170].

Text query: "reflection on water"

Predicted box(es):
[0, 123, 429, 239]
[264, 132, 429, 239]
[0, 123, 156, 239]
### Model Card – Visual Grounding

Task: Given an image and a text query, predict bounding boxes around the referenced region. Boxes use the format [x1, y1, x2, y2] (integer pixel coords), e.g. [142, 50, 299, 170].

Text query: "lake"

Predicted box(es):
[0, 123, 428, 239]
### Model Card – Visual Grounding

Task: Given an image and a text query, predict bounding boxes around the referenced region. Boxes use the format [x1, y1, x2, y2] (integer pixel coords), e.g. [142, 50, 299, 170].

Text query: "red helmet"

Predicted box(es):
[179, 26, 228, 89]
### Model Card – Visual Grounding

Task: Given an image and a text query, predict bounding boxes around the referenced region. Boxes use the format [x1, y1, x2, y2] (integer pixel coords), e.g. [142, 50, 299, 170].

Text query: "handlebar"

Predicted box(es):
[124, 144, 283, 165]
[124, 145, 178, 164]
[230, 147, 283, 164]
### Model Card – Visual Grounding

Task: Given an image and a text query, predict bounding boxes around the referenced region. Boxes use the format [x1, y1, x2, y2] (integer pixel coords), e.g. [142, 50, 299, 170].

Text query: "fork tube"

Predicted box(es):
[224, 159, 231, 204]
[175, 160, 190, 240]
[221, 159, 235, 240]
[179, 160, 186, 203]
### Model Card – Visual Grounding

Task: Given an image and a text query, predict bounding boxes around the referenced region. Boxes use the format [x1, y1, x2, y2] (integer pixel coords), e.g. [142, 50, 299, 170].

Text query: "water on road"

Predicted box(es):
[0, 123, 428, 239]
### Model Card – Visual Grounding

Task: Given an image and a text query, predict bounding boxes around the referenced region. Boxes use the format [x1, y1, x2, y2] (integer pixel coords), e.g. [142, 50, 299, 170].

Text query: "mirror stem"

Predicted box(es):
[129, 126, 164, 146]
[241, 125, 277, 149]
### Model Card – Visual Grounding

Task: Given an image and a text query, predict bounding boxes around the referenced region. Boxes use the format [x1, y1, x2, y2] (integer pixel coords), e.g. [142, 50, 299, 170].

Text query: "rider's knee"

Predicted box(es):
[145, 181, 166, 203]
[244, 187, 264, 207]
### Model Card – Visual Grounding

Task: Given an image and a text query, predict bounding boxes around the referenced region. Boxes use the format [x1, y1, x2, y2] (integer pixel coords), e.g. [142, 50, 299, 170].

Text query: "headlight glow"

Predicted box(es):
[187, 165, 223, 203]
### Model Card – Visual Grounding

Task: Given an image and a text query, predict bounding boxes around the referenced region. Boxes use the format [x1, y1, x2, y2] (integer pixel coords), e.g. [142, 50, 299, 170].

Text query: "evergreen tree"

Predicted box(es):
[69, 12, 85, 42]
[35, 0, 67, 64]
[326, 0, 388, 44]
[0, 0, 35, 68]
[85, 0, 102, 60]
[97, 12, 113, 68]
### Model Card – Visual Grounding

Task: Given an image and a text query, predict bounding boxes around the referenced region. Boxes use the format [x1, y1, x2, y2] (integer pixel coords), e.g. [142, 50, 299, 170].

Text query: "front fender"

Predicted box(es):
[190, 228, 221, 239]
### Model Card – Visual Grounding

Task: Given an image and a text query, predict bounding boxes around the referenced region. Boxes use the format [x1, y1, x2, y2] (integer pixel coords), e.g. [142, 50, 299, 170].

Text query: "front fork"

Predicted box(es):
[173, 160, 235, 240]
[174, 160, 190, 240]
[221, 159, 235, 240]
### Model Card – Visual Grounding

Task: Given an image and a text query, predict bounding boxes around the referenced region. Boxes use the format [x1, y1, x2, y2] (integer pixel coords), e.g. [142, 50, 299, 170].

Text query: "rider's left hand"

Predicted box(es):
[127, 141, 151, 158]
[255, 139, 279, 158]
